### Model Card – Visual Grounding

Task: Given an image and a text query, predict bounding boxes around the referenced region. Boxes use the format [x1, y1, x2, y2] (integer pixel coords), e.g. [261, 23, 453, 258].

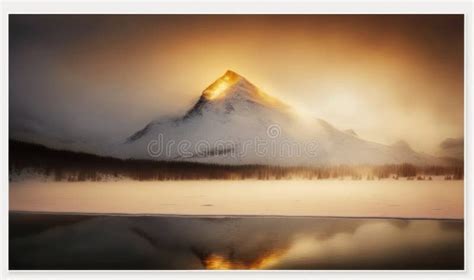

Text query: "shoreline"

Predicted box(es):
[9, 210, 464, 222]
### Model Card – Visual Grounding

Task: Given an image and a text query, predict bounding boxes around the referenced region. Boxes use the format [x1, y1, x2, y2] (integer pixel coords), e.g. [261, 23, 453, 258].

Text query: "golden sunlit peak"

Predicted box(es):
[202, 70, 245, 100]
[222, 70, 243, 81]
[200, 70, 290, 112]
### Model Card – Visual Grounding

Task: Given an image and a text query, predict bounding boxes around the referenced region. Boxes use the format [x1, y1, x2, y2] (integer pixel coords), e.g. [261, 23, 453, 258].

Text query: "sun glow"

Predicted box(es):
[203, 70, 242, 100]
[203, 80, 229, 100]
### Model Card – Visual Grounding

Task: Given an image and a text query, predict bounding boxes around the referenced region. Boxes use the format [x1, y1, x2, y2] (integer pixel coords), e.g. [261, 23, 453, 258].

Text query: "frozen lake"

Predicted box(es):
[10, 180, 463, 219]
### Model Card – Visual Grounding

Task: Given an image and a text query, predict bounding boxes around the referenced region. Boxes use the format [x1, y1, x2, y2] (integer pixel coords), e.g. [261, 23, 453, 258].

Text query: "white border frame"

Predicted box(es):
[1, 0, 472, 279]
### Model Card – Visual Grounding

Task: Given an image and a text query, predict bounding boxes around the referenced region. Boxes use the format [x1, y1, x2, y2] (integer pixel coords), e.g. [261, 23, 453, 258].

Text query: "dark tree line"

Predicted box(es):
[9, 140, 464, 182]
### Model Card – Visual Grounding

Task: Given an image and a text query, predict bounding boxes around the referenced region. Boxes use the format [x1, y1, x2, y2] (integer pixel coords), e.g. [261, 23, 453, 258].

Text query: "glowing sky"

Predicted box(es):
[9, 15, 464, 154]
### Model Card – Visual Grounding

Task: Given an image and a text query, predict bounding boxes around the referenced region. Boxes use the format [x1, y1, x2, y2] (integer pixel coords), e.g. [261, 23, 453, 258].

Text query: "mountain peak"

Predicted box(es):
[202, 70, 251, 100]
[200, 70, 289, 111]
[180, 70, 290, 121]
[223, 70, 244, 80]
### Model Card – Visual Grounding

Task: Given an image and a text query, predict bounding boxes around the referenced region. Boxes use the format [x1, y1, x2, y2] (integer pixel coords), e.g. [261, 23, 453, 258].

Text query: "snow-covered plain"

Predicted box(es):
[10, 180, 463, 219]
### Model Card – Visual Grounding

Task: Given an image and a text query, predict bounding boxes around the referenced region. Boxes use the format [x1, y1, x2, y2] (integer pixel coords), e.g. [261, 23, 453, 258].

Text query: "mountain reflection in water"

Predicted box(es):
[9, 213, 463, 270]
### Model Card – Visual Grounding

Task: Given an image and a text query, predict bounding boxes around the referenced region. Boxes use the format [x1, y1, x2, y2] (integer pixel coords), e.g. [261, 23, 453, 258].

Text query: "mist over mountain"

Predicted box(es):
[122, 71, 445, 166]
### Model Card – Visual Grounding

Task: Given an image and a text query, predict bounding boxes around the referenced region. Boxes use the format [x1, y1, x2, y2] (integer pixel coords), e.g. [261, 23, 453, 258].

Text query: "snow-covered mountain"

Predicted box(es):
[121, 70, 443, 166]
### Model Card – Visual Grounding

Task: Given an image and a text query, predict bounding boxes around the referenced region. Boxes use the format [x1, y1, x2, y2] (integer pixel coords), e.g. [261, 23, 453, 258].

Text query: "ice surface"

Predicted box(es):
[10, 180, 463, 219]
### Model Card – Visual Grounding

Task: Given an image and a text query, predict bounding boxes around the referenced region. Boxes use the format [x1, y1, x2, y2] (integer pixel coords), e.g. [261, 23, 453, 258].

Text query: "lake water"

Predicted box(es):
[9, 180, 464, 270]
[9, 213, 463, 270]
